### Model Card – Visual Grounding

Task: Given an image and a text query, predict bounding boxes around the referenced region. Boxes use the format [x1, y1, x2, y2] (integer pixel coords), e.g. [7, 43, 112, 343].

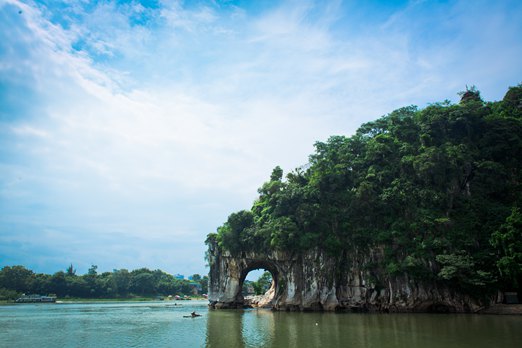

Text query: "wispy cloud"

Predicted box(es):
[1, 0, 521, 275]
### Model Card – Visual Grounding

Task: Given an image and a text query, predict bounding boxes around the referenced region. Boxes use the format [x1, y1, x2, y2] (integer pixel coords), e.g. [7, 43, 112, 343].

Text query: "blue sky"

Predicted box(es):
[1, 0, 521, 277]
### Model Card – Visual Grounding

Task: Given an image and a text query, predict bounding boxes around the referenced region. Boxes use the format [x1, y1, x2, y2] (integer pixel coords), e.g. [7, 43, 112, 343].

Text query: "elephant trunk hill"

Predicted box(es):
[207, 85, 522, 312]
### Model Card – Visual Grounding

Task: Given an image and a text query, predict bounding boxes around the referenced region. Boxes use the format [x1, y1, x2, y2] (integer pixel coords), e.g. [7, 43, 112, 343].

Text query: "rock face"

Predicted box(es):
[207, 243, 484, 312]
[245, 282, 276, 308]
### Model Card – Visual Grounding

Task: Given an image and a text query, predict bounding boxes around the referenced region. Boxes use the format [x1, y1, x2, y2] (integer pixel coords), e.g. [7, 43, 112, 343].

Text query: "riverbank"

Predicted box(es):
[1, 296, 207, 305]
[3, 298, 521, 315]
[478, 304, 522, 315]
[77, 297, 207, 304]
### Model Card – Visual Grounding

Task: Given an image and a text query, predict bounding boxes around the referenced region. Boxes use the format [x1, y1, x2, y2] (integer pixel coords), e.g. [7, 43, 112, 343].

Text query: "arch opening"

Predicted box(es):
[238, 261, 278, 308]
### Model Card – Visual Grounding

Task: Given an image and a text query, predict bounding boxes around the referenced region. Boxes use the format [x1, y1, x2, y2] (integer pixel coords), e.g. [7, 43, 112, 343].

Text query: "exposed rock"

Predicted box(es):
[207, 243, 485, 312]
[243, 282, 276, 308]
[478, 304, 522, 315]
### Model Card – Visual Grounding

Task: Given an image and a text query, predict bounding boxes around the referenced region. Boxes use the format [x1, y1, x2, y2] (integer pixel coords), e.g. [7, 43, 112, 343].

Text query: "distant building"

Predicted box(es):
[174, 274, 184, 280]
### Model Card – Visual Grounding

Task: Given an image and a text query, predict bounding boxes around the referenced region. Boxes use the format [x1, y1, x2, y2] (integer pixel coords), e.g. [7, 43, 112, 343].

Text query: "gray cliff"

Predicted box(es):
[207, 242, 484, 312]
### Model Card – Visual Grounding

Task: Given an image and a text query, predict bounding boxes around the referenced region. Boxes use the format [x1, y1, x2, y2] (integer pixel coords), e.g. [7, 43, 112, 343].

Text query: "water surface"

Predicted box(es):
[1, 301, 521, 347]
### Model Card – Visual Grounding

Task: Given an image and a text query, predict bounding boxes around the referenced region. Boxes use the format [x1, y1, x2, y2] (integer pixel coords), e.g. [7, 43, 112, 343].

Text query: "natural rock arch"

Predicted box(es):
[239, 261, 278, 306]
[240, 260, 278, 287]
[207, 245, 340, 311]
[207, 240, 483, 312]
[207, 249, 288, 309]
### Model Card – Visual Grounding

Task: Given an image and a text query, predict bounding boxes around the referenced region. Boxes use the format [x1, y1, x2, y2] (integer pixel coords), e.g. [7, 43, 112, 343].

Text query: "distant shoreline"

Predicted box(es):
[3, 299, 521, 315]
[1, 296, 208, 305]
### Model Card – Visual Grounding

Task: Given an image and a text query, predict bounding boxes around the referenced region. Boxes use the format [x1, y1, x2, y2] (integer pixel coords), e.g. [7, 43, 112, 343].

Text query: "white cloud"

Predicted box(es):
[1, 0, 521, 274]
[11, 125, 49, 138]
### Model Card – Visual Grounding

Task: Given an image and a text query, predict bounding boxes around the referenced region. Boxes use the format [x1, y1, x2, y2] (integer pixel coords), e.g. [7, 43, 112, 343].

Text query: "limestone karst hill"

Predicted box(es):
[207, 85, 522, 312]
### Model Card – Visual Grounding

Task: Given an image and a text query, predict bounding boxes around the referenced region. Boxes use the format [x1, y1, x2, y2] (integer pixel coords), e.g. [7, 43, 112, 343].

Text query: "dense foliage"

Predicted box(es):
[243, 271, 273, 296]
[0, 265, 208, 300]
[208, 85, 522, 295]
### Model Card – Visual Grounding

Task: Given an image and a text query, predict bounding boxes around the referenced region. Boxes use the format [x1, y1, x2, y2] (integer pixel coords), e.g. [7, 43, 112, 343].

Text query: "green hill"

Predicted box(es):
[208, 85, 522, 299]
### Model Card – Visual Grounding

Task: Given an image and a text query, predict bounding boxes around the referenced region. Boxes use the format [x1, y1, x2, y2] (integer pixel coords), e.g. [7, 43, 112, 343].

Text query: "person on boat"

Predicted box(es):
[191, 311, 199, 317]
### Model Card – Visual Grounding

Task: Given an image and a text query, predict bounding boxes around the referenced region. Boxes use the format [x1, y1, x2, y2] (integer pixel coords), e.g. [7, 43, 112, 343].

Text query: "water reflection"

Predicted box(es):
[2, 302, 521, 348]
[242, 309, 276, 347]
[205, 308, 522, 348]
[206, 309, 245, 348]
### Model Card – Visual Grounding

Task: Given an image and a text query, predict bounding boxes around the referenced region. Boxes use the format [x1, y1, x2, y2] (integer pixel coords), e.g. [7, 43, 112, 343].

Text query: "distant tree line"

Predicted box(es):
[207, 84, 522, 298]
[0, 264, 208, 300]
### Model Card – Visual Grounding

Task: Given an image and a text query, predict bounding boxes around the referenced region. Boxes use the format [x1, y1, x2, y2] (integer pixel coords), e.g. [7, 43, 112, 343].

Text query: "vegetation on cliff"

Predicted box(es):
[207, 84, 522, 297]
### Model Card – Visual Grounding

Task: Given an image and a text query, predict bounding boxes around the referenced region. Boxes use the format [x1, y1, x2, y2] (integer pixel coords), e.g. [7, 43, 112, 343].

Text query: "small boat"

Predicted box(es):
[16, 294, 56, 303]
[183, 312, 201, 318]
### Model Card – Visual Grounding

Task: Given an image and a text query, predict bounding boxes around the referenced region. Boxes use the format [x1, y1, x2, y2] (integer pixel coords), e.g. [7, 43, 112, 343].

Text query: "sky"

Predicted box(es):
[1, 0, 521, 278]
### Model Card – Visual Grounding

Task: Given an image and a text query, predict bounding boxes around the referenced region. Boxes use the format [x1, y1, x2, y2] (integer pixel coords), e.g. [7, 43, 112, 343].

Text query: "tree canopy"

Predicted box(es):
[208, 84, 522, 295]
[0, 265, 208, 300]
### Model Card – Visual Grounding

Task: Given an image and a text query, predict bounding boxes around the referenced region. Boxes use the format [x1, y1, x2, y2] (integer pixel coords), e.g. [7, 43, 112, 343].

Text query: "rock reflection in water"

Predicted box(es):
[205, 309, 245, 347]
[205, 309, 522, 348]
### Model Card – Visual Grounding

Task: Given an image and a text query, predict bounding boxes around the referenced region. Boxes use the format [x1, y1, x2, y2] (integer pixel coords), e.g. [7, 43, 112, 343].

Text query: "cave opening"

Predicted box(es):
[238, 262, 278, 308]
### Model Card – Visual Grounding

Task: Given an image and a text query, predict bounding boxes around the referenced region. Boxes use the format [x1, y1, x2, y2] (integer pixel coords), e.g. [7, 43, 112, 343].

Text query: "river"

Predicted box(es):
[1, 300, 521, 347]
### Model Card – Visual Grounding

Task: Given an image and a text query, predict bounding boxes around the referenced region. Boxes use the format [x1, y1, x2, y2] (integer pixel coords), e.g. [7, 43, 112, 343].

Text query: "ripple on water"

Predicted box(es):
[2, 302, 522, 348]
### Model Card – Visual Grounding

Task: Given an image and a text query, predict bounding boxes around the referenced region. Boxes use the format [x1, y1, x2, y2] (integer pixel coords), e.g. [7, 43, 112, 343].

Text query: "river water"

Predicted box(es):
[1, 300, 521, 347]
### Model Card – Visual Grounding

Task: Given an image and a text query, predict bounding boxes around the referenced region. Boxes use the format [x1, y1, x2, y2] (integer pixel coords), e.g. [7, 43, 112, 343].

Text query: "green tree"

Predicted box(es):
[490, 207, 522, 289]
[66, 275, 88, 297]
[129, 269, 155, 295]
[251, 271, 273, 295]
[436, 252, 493, 295]
[83, 265, 100, 297]
[87, 265, 98, 276]
[216, 210, 254, 253]
[66, 264, 76, 276]
[199, 275, 209, 294]
[49, 271, 67, 297]
[0, 266, 35, 293]
[111, 269, 131, 297]
[0, 287, 19, 300]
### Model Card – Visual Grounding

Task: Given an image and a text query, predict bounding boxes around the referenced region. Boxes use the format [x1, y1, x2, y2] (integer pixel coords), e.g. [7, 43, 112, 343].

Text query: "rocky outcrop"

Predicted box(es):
[245, 283, 276, 308]
[207, 243, 485, 312]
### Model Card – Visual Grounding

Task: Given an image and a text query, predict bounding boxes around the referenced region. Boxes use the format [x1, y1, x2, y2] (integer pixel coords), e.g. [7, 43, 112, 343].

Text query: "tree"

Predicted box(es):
[0, 288, 19, 301]
[490, 207, 522, 289]
[251, 271, 273, 295]
[270, 166, 283, 182]
[216, 210, 254, 253]
[111, 269, 131, 297]
[49, 271, 67, 297]
[83, 265, 100, 297]
[66, 275, 88, 297]
[458, 85, 482, 104]
[66, 264, 76, 276]
[498, 84, 522, 119]
[0, 266, 34, 293]
[436, 252, 493, 295]
[130, 269, 155, 295]
[199, 275, 209, 294]
[87, 265, 98, 276]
